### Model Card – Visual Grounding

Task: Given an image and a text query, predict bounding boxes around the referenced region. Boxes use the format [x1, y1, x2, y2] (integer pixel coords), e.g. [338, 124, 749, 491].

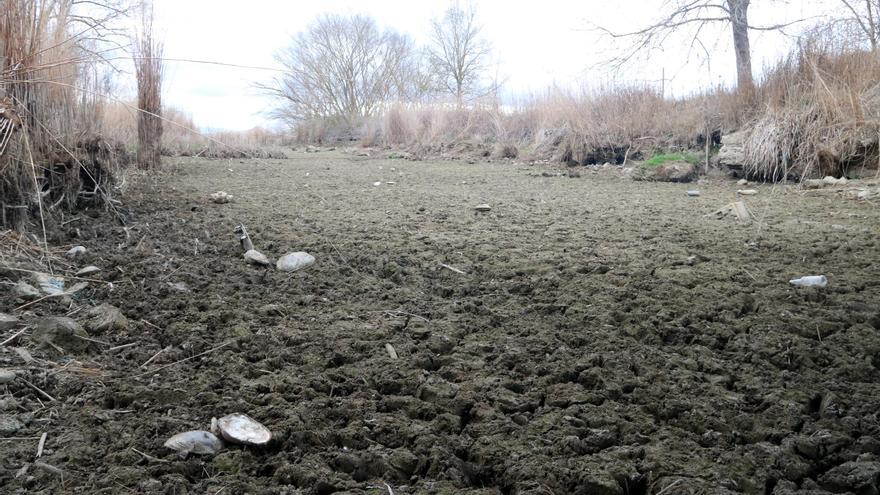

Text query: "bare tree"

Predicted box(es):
[262, 14, 423, 130]
[599, 0, 809, 94]
[133, 1, 163, 169]
[427, 2, 493, 105]
[837, 0, 880, 50]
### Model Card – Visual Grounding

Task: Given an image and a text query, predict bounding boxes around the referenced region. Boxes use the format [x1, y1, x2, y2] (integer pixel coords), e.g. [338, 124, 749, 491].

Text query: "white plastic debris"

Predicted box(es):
[373, 181, 382, 186]
[75, 266, 101, 277]
[474, 204, 492, 212]
[31, 273, 64, 296]
[244, 250, 271, 266]
[163, 430, 224, 457]
[211, 413, 271, 446]
[65, 246, 86, 259]
[276, 252, 315, 272]
[210, 191, 233, 204]
[789, 275, 827, 288]
[687, 190, 701, 197]
[737, 189, 758, 196]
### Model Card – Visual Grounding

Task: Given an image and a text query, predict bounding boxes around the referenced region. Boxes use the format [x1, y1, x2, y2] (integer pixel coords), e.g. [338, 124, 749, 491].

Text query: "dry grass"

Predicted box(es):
[134, 4, 163, 170]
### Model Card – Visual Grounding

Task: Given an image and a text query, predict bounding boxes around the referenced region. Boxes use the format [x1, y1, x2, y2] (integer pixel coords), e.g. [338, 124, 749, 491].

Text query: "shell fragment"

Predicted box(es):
[212, 413, 272, 446]
[163, 430, 224, 457]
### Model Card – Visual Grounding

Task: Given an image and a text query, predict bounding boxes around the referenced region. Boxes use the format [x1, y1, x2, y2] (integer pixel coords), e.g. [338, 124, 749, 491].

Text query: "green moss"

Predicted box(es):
[643, 152, 702, 168]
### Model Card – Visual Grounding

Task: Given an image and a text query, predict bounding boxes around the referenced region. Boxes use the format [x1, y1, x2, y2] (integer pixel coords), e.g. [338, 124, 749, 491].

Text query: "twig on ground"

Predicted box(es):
[1, 327, 28, 346]
[140, 346, 169, 368]
[131, 447, 170, 464]
[136, 341, 233, 377]
[18, 377, 56, 402]
[440, 263, 466, 274]
[108, 342, 138, 353]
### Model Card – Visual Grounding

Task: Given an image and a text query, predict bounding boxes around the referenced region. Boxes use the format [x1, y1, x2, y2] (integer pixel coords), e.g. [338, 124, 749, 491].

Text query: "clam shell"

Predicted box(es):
[163, 430, 223, 456]
[213, 413, 271, 446]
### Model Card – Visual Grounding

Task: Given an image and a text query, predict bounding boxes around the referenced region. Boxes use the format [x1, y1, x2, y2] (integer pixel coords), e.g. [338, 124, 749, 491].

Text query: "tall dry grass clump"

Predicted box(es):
[0, 0, 125, 231]
[134, 4, 163, 170]
[743, 29, 880, 180]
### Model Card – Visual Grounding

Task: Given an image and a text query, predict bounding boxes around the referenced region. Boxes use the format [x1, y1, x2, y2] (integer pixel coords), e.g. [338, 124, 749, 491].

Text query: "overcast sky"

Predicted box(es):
[150, 0, 832, 131]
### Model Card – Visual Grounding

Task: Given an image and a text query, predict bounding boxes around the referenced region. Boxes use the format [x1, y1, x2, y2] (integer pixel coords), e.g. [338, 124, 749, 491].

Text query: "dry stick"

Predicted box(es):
[440, 263, 466, 274]
[136, 341, 233, 377]
[0, 327, 27, 347]
[36, 432, 47, 458]
[18, 377, 56, 402]
[107, 342, 138, 353]
[131, 447, 170, 464]
[140, 346, 168, 368]
[21, 129, 51, 274]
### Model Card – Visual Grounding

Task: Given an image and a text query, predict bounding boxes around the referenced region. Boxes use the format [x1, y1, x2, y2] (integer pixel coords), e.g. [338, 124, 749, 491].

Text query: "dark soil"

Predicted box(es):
[2, 151, 879, 494]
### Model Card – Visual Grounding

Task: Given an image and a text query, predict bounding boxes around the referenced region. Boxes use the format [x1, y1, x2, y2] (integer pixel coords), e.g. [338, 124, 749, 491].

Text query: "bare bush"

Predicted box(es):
[263, 14, 426, 136]
[134, 2, 163, 170]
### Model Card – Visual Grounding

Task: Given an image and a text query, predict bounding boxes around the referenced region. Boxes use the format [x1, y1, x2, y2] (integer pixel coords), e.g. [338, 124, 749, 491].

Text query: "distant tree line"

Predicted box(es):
[261, 3, 494, 131]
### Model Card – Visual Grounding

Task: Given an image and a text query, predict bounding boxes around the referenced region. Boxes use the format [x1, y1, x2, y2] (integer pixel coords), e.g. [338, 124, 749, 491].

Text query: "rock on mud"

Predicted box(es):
[13, 281, 41, 300]
[0, 313, 19, 332]
[818, 461, 880, 493]
[474, 204, 492, 212]
[634, 161, 696, 183]
[244, 250, 271, 266]
[0, 415, 24, 435]
[210, 191, 233, 204]
[75, 266, 101, 277]
[85, 304, 128, 333]
[276, 252, 315, 272]
[65, 246, 86, 259]
[164, 430, 224, 457]
[211, 413, 271, 446]
[31, 317, 90, 352]
[717, 130, 747, 171]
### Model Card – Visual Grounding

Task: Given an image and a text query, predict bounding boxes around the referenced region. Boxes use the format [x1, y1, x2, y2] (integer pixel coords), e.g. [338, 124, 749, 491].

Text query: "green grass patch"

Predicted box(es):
[643, 152, 702, 168]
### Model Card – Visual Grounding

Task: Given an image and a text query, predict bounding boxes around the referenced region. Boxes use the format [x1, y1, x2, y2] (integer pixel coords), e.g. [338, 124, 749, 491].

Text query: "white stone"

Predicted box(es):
[244, 250, 271, 266]
[76, 266, 101, 277]
[474, 204, 492, 212]
[276, 252, 315, 272]
[65, 246, 86, 259]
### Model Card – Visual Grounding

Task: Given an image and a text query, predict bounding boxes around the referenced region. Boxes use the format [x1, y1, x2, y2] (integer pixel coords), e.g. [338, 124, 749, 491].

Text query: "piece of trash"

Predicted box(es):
[474, 204, 492, 212]
[244, 250, 271, 266]
[276, 252, 315, 272]
[32, 272, 64, 296]
[75, 266, 101, 277]
[789, 275, 827, 288]
[737, 189, 758, 196]
[65, 246, 86, 259]
[737, 179, 748, 186]
[686, 190, 700, 197]
[211, 413, 272, 446]
[373, 181, 382, 186]
[164, 430, 224, 457]
[210, 191, 233, 204]
[385, 343, 398, 359]
[709, 201, 750, 221]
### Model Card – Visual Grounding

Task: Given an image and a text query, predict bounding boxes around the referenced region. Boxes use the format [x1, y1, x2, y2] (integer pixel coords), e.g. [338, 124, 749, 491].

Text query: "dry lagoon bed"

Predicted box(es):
[1, 151, 879, 494]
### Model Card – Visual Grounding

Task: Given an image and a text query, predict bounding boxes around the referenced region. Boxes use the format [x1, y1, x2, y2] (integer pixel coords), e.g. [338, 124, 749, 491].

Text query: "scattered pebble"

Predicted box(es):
[373, 181, 382, 186]
[737, 189, 758, 196]
[474, 204, 492, 212]
[65, 246, 86, 259]
[686, 190, 700, 197]
[0, 313, 19, 332]
[210, 191, 233, 204]
[244, 250, 271, 266]
[276, 252, 316, 272]
[737, 179, 748, 186]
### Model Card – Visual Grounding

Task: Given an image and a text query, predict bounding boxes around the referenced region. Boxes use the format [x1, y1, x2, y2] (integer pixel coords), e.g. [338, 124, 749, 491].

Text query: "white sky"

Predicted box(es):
[149, 0, 834, 131]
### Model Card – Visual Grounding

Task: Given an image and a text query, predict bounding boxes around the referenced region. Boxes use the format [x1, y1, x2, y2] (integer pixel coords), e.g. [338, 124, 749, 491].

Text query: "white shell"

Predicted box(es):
[76, 266, 101, 277]
[213, 413, 271, 446]
[736, 189, 758, 196]
[244, 250, 271, 266]
[474, 204, 492, 212]
[65, 246, 86, 258]
[163, 430, 223, 456]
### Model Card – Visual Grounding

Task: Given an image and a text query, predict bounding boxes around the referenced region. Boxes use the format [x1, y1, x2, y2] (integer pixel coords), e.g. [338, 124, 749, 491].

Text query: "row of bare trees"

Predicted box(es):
[262, 3, 493, 131]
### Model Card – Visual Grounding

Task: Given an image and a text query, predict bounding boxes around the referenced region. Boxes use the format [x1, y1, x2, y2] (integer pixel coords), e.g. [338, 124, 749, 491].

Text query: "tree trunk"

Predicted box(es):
[728, 0, 754, 93]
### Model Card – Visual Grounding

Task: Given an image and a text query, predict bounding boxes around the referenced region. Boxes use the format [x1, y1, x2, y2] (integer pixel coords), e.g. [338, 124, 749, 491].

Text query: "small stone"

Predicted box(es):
[65, 246, 86, 259]
[474, 204, 492, 212]
[276, 252, 315, 272]
[0, 415, 24, 436]
[686, 190, 700, 197]
[244, 250, 271, 266]
[0, 313, 19, 332]
[373, 181, 382, 186]
[0, 370, 16, 384]
[210, 191, 233, 204]
[75, 266, 101, 277]
[737, 179, 748, 186]
[32, 317, 91, 352]
[85, 304, 128, 333]
[737, 189, 758, 196]
[13, 281, 40, 300]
